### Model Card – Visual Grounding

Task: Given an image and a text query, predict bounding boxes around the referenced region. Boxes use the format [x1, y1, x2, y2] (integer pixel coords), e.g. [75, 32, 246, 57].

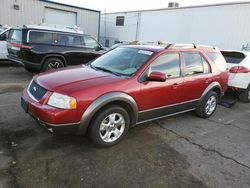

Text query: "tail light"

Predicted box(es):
[229, 66, 250, 73]
[9, 42, 33, 49]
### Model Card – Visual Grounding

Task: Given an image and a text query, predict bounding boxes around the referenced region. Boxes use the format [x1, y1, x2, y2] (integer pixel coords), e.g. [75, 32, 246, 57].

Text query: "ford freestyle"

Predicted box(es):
[21, 44, 229, 147]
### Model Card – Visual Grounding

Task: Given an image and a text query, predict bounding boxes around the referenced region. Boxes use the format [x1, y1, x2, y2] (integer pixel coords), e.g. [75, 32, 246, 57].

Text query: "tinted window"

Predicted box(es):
[83, 36, 98, 49]
[29, 31, 52, 44]
[207, 52, 227, 71]
[53, 33, 69, 46]
[184, 53, 203, 76]
[221, 51, 245, 64]
[116, 16, 124, 26]
[9, 29, 22, 43]
[151, 53, 180, 78]
[67, 35, 83, 47]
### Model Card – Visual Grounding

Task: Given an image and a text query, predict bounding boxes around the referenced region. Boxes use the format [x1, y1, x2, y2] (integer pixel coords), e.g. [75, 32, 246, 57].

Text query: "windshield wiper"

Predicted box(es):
[91, 65, 121, 76]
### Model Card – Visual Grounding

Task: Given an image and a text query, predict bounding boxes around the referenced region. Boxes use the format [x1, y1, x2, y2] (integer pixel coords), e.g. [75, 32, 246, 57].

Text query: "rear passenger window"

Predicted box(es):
[151, 53, 181, 78]
[184, 53, 203, 75]
[53, 33, 69, 46]
[29, 31, 52, 44]
[67, 35, 83, 47]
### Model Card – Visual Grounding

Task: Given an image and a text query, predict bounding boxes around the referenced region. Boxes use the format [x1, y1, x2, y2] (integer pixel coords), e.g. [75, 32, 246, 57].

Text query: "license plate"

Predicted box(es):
[21, 97, 28, 113]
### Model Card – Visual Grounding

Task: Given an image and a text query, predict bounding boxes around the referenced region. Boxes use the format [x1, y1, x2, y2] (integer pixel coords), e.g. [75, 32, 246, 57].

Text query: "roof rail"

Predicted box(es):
[165, 43, 216, 50]
[23, 23, 84, 34]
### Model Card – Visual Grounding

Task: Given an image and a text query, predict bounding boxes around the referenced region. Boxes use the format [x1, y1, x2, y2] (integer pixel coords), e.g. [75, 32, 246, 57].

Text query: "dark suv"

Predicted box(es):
[21, 43, 228, 147]
[7, 25, 105, 72]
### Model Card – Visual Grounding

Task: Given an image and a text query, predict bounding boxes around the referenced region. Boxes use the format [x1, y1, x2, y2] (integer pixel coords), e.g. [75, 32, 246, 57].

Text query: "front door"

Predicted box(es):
[138, 52, 184, 122]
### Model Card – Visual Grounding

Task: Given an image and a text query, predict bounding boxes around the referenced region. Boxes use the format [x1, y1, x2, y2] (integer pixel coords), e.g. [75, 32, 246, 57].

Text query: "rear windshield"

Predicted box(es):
[207, 52, 227, 72]
[221, 51, 245, 64]
[9, 29, 22, 43]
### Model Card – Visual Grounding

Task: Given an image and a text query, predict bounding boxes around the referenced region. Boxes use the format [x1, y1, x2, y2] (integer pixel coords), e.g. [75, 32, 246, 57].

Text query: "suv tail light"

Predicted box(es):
[10, 42, 33, 49]
[229, 66, 250, 73]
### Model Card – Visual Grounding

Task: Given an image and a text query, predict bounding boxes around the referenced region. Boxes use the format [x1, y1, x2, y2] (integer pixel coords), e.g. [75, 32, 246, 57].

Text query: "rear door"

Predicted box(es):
[181, 52, 213, 101]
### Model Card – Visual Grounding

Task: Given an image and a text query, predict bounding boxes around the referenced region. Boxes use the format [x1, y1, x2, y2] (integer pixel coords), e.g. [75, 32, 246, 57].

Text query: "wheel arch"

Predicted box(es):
[77, 92, 139, 135]
[201, 82, 222, 101]
[41, 54, 68, 67]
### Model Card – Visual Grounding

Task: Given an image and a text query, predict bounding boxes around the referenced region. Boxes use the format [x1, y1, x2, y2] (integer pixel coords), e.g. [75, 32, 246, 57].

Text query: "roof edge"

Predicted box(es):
[102, 1, 250, 15]
[39, 0, 101, 13]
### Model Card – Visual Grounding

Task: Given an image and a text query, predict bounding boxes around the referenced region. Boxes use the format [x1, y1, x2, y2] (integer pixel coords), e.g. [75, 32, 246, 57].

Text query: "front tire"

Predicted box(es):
[196, 91, 218, 118]
[89, 105, 130, 147]
[239, 84, 250, 103]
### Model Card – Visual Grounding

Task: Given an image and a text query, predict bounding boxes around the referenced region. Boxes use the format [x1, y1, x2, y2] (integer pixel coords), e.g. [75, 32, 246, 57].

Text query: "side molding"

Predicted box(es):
[201, 82, 222, 98]
[77, 92, 138, 135]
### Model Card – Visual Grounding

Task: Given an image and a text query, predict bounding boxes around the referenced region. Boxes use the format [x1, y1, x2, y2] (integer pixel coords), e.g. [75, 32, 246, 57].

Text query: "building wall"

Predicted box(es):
[0, 0, 100, 39]
[100, 2, 250, 50]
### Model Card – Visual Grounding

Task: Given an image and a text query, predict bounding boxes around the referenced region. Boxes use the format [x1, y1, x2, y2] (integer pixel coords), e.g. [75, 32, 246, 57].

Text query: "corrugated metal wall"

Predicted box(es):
[0, 0, 100, 39]
[100, 2, 250, 50]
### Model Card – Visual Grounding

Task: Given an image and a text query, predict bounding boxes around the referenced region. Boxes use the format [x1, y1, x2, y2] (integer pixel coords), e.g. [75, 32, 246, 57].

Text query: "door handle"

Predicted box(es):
[172, 83, 180, 89]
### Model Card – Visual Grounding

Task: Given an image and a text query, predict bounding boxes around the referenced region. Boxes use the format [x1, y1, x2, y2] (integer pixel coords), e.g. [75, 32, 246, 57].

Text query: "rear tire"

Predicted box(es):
[41, 57, 65, 72]
[196, 91, 218, 118]
[239, 84, 250, 103]
[89, 105, 130, 147]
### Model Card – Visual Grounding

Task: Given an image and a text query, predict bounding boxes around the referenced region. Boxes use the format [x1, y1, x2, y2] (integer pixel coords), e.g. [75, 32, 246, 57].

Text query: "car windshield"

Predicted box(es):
[90, 47, 154, 76]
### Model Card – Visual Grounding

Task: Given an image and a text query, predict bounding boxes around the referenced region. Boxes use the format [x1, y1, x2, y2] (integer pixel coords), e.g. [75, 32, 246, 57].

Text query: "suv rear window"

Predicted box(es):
[221, 51, 245, 64]
[29, 31, 53, 44]
[9, 29, 22, 43]
[207, 52, 227, 72]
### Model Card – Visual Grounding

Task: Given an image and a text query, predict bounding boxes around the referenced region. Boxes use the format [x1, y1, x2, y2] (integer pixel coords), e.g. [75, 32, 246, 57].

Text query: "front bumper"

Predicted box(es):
[21, 87, 81, 135]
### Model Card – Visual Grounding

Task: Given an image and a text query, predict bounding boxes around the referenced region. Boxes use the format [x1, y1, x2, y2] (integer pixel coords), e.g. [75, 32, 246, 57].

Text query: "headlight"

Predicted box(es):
[47, 92, 77, 109]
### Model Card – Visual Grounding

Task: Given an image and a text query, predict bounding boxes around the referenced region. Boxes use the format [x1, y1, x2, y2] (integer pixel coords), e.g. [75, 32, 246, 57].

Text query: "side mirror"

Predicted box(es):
[95, 44, 103, 51]
[0, 34, 7, 41]
[147, 71, 166, 82]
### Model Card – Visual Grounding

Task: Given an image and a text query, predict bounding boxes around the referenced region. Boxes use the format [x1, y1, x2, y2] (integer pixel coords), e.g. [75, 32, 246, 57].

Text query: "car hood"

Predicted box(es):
[35, 65, 123, 94]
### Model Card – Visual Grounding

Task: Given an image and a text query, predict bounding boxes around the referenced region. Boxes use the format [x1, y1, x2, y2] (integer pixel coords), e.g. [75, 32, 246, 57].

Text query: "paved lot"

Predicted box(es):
[0, 64, 250, 188]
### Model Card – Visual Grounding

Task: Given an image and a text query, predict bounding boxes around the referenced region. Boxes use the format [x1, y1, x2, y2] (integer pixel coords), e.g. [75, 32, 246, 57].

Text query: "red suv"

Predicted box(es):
[21, 44, 228, 147]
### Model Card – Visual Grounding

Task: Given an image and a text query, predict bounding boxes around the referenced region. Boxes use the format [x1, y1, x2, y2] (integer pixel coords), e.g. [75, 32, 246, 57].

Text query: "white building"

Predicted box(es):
[100, 1, 250, 50]
[0, 0, 101, 40]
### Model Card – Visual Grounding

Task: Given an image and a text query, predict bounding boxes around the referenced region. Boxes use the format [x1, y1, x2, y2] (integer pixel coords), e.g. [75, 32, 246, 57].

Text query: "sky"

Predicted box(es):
[51, 0, 249, 13]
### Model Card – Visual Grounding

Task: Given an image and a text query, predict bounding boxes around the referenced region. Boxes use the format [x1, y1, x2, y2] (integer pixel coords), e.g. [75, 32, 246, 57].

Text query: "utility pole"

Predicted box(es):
[135, 12, 141, 41]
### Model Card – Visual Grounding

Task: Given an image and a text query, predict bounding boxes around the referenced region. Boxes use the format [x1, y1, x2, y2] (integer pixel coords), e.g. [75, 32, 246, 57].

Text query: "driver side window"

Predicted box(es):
[151, 53, 181, 78]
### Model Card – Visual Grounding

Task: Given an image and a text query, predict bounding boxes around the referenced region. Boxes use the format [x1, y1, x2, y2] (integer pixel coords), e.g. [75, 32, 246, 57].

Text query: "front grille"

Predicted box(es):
[28, 81, 47, 101]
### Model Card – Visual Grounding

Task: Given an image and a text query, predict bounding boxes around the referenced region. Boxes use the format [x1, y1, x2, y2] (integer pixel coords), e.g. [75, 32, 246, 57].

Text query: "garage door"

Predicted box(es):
[44, 8, 77, 26]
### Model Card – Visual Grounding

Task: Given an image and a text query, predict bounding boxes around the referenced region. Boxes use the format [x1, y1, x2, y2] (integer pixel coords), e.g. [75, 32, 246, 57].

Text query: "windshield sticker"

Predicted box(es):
[138, 50, 154, 55]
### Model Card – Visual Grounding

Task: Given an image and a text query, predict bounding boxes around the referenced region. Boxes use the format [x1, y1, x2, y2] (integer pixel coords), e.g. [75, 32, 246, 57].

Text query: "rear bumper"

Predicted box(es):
[228, 73, 250, 89]
[8, 55, 41, 71]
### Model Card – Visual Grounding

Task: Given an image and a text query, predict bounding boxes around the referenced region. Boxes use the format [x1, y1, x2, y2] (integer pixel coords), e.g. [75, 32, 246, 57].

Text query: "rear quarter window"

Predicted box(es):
[207, 52, 227, 72]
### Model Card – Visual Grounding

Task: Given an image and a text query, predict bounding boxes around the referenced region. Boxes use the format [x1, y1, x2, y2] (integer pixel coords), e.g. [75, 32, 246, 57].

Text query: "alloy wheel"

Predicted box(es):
[99, 113, 125, 143]
[205, 96, 217, 116]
